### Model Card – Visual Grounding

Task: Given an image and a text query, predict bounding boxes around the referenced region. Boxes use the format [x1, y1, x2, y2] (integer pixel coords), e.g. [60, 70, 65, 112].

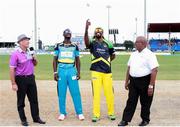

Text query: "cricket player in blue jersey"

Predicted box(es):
[53, 29, 84, 121]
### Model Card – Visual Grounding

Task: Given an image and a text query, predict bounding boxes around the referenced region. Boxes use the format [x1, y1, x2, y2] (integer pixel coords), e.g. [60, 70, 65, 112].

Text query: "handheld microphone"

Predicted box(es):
[29, 47, 37, 64]
[29, 47, 34, 51]
[29, 47, 35, 59]
[29, 47, 34, 55]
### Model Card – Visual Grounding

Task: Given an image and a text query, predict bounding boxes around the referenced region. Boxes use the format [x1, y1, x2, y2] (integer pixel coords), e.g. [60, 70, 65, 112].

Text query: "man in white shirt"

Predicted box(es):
[118, 36, 159, 126]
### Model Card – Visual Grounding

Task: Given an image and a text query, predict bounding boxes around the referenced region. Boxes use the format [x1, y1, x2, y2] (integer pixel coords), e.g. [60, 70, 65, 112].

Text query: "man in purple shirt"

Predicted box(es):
[9, 34, 45, 126]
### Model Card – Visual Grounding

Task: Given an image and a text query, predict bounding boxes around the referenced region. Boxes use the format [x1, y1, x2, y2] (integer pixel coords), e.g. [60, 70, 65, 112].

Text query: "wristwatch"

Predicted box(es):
[148, 85, 154, 89]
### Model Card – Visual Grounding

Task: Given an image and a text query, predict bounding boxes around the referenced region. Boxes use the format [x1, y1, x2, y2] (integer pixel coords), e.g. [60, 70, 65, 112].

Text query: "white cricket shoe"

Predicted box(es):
[58, 114, 66, 121]
[77, 114, 85, 121]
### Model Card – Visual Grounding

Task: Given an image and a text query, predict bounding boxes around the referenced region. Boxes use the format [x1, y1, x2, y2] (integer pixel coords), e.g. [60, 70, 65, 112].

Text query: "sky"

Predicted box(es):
[0, 0, 180, 46]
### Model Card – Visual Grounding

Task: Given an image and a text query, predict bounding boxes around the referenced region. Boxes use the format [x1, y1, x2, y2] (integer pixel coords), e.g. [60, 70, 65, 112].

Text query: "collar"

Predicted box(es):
[95, 38, 104, 42]
[142, 47, 148, 53]
[138, 47, 147, 53]
[17, 47, 28, 53]
[63, 41, 72, 45]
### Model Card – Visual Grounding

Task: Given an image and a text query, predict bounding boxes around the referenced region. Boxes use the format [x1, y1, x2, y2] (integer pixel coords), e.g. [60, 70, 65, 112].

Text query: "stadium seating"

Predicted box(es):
[149, 39, 180, 51]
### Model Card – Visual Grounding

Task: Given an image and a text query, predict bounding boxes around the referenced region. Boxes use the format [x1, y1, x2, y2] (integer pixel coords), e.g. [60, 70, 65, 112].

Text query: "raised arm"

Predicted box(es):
[84, 19, 91, 48]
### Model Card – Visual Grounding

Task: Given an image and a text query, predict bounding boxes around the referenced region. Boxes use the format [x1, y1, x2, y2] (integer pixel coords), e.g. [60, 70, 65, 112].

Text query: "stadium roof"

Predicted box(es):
[148, 23, 180, 32]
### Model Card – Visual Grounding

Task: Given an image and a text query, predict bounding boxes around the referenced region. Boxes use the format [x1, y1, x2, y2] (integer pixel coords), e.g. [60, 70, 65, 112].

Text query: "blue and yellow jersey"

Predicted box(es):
[54, 42, 79, 68]
[88, 38, 115, 73]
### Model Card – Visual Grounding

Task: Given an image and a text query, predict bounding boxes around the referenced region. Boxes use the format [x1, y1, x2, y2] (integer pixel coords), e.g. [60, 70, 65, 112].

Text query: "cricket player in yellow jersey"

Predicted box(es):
[84, 19, 116, 122]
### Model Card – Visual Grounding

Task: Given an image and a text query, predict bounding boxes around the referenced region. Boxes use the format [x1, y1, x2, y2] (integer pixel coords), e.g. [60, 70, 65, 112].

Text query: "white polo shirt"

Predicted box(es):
[128, 48, 159, 77]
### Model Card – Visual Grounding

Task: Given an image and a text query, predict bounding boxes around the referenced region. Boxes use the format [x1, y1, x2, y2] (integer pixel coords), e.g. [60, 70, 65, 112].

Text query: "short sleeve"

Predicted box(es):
[104, 39, 115, 55]
[148, 54, 159, 70]
[9, 52, 18, 68]
[54, 44, 59, 56]
[75, 45, 80, 57]
[109, 47, 115, 55]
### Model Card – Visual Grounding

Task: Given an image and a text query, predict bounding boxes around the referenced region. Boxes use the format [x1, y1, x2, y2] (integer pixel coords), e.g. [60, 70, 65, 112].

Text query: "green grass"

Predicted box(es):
[0, 54, 180, 80]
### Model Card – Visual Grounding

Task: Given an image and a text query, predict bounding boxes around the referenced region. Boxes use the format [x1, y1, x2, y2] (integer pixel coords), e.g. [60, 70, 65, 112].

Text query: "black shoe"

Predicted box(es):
[118, 120, 128, 126]
[21, 121, 28, 126]
[33, 118, 46, 124]
[139, 121, 149, 126]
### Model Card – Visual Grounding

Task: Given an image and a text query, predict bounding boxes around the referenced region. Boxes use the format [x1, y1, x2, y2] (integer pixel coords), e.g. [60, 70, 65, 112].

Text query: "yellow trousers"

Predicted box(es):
[91, 71, 115, 117]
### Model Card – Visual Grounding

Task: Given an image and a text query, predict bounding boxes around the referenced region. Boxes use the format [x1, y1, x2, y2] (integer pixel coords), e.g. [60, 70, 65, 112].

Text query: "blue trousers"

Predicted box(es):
[57, 67, 83, 115]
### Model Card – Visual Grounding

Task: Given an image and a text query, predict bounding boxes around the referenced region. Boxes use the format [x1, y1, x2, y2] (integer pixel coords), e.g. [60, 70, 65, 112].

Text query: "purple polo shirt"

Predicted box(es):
[9, 48, 34, 76]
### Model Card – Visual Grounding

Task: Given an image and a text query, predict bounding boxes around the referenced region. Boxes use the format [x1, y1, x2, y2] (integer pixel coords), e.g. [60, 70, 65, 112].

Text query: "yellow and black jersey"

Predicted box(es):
[88, 38, 115, 73]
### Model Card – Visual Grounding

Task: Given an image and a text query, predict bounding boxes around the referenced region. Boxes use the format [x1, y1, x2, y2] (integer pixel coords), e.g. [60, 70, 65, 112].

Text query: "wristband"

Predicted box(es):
[148, 85, 154, 89]
[54, 72, 58, 74]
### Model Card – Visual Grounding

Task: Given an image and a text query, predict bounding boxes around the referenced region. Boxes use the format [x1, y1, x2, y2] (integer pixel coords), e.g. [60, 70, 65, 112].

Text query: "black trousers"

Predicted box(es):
[122, 74, 154, 122]
[15, 75, 39, 122]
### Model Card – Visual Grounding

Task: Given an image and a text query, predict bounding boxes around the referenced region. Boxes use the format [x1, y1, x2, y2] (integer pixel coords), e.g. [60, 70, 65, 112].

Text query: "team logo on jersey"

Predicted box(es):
[96, 48, 106, 54]
[61, 51, 73, 57]
[103, 43, 108, 48]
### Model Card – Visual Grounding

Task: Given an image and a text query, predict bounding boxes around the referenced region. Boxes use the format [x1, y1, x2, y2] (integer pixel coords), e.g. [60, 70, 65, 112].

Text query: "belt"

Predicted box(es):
[16, 74, 34, 78]
[130, 74, 150, 80]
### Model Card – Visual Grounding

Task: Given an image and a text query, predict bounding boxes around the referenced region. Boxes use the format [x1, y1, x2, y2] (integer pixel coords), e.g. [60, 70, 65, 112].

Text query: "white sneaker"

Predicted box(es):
[58, 114, 66, 121]
[78, 114, 85, 121]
